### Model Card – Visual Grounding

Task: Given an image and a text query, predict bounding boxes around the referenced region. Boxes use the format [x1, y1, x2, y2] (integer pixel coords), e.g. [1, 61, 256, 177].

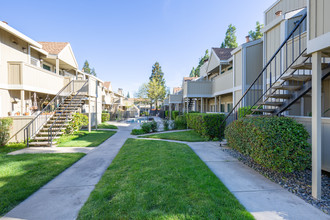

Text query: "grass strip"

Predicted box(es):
[57, 130, 116, 147]
[140, 130, 208, 142]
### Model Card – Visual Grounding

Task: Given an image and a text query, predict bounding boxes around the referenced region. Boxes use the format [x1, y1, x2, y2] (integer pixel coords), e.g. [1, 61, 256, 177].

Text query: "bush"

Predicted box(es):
[186, 113, 226, 139]
[165, 111, 169, 118]
[0, 117, 13, 146]
[131, 129, 146, 135]
[141, 122, 152, 133]
[174, 115, 187, 130]
[225, 116, 311, 173]
[238, 106, 262, 118]
[150, 120, 158, 132]
[163, 120, 170, 131]
[101, 113, 110, 122]
[171, 111, 179, 120]
[65, 113, 89, 134]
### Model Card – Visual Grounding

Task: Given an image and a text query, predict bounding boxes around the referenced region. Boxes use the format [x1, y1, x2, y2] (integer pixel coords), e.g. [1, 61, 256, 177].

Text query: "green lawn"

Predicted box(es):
[140, 130, 208, 142]
[0, 143, 84, 216]
[78, 139, 253, 219]
[94, 122, 118, 129]
[57, 130, 116, 147]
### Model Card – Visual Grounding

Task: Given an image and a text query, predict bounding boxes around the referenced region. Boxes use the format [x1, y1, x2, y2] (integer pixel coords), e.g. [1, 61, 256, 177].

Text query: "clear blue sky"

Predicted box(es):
[2, 0, 275, 97]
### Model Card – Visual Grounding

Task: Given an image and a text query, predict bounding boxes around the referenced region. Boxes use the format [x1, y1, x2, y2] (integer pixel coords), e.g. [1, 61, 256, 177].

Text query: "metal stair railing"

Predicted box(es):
[220, 13, 307, 133]
[23, 80, 75, 147]
[48, 80, 89, 146]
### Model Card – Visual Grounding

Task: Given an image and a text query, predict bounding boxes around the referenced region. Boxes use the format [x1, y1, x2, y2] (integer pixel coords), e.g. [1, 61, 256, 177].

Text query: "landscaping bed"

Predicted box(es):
[78, 139, 253, 219]
[140, 130, 208, 142]
[57, 130, 116, 147]
[0, 144, 84, 216]
[222, 147, 330, 215]
[94, 122, 118, 129]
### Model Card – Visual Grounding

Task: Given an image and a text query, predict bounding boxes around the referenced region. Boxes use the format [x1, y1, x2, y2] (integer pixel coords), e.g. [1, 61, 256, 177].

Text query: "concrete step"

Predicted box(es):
[33, 136, 60, 141]
[290, 63, 328, 70]
[37, 132, 64, 136]
[265, 94, 292, 99]
[272, 85, 301, 91]
[44, 123, 67, 127]
[251, 108, 275, 113]
[258, 101, 284, 106]
[29, 142, 56, 147]
[281, 74, 311, 82]
[302, 52, 330, 58]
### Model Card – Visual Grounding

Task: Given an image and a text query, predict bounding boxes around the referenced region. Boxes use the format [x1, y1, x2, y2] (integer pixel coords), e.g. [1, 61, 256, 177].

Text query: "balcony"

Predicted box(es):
[169, 94, 183, 103]
[212, 70, 233, 96]
[8, 61, 66, 95]
[183, 80, 212, 98]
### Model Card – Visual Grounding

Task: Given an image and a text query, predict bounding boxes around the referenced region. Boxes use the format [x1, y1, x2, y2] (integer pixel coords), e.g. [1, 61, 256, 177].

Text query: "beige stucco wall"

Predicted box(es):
[309, 0, 330, 40]
[234, 50, 242, 87]
[265, 0, 306, 25]
[246, 42, 263, 86]
[212, 70, 233, 95]
[0, 89, 11, 117]
[207, 50, 220, 73]
[234, 90, 242, 106]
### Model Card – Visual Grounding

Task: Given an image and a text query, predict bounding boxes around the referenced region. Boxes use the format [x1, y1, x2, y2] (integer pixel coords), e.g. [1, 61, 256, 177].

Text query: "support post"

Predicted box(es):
[88, 96, 91, 132]
[20, 90, 24, 115]
[312, 51, 322, 199]
[56, 58, 60, 75]
[215, 96, 217, 112]
[201, 98, 203, 113]
[95, 97, 98, 130]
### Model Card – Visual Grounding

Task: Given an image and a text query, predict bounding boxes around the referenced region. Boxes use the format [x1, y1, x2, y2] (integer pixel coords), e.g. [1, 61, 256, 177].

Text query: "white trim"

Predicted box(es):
[307, 32, 330, 54]
[0, 22, 42, 48]
[30, 45, 48, 56]
[212, 86, 241, 97]
[262, 15, 285, 33]
[264, 0, 281, 14]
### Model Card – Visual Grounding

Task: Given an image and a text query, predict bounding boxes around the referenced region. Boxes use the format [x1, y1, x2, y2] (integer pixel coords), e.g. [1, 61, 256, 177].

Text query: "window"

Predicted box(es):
[43, 64, 51, 71]
[220, 104, 225, 112]
[227, 103, 233, 112]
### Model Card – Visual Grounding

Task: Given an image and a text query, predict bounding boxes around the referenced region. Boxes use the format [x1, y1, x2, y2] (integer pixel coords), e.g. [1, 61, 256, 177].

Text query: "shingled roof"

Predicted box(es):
[38, 42, 69, 55]
[104, 81, 112, 90]
[212, 48, 235, 60]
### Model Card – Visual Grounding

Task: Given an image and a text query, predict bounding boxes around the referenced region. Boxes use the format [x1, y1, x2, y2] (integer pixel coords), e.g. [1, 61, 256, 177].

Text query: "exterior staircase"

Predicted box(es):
[29, 95, 84, 147]
[221, 13, 330, 127]
[24, 80, 88, 147]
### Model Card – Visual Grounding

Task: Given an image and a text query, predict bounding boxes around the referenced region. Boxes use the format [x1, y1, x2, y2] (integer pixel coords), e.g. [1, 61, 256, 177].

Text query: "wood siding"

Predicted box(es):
[265, 0, 306, 25]
[309, 0, 330, 40]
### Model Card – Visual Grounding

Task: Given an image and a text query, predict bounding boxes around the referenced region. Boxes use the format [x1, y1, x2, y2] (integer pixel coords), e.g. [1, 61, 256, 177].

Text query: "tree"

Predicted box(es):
[127, 92, 130, 98]
[248, 21, 264, 41]
[220, 24, 238, 48]
[135, 83, 148, 99]
[147, 62, 167, 111]
[189, 67, 195, 77]
[190, 49, 209, 77]
[147, 77, 166, 111]
[82, 60, 91, 73]
[82, 60, 97, 76]
[150, 62, 165, 86]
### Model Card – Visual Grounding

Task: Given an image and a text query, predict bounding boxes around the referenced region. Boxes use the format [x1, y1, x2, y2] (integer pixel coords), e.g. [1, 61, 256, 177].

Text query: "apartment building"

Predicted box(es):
[0, 21, 123, 145]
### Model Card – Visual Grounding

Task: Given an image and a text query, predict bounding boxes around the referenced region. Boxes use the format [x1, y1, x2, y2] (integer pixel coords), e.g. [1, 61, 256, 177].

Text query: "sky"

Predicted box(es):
[1, 0, 276, 97]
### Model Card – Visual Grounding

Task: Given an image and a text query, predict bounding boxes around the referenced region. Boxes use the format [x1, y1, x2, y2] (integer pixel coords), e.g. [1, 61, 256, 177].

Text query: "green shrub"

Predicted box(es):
[165, 110, 169, 118]
[131, 129, 146, 135]
[163, 120, 169, 131]
[186, 113, 226, 139]
[101, 113, 110, 122]
[174, 115, 187, 130]
[225, 116, 311, 173]
[141, 122, 152, 133]
[238, 106, 262, 118]
[0, 117, 13, 146]
[65, 113, 89, 134]
[171, 111, 179, 120]
[150, 120, 158, 132]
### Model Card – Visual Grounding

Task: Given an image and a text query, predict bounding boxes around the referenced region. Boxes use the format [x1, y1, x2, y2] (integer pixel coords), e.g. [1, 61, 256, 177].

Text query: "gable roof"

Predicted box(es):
[38, 42, 69, 55]
[104, 81, 112, 90]
[212, 48, 235, 61]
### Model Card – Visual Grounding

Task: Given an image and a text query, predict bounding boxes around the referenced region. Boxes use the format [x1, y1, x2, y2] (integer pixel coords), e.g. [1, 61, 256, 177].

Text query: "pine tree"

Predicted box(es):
[82, 60, 91, 73]
[91, 68, 97, 76]
[220, 24, 238, 48]
[127, 92, 130, 98]
[189, 67, 195, 77]
[147, 62, 166, 111]
[248, 21, 264, 41]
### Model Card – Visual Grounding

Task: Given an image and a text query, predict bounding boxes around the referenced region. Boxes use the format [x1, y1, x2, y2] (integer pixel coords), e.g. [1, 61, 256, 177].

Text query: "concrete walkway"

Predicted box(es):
[137, 137, 330, 220]
[2, 122, 134, 220]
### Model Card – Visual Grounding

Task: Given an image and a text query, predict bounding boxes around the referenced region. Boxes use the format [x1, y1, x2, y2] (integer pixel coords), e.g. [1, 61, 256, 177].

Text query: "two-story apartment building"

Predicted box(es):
[0, 21, 121, 145]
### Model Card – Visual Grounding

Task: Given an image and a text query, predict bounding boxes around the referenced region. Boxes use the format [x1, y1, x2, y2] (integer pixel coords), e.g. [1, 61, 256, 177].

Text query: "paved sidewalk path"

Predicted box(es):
[137, 137, 330, 220]
[2, 123, 134, 220]
[8, 147, 96, 155]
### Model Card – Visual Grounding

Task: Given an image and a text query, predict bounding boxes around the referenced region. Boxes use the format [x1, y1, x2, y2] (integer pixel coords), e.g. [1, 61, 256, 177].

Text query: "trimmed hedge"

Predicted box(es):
[171, 111, 179, 120]
[101, 113, 110, 122]
[0, 117, 13, 146]
[174, 115, 187, 130]
[225, 116, 311, 173]
[186, 113, 225, 139]
[237, 106, 262, 118]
